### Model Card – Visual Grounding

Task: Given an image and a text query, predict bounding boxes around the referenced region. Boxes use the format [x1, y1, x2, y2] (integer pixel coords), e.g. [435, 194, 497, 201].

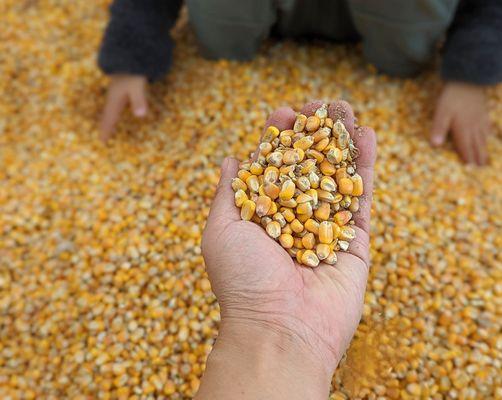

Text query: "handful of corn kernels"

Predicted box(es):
[232, 104, 362, 267]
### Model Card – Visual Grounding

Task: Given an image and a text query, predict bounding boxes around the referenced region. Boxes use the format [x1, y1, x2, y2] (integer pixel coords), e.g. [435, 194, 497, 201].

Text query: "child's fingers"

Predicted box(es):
[129, 88, 148, 117]
[430, 109, 451, 147]
[351, 126, 377, 235]
[453, 128, 476, 164]
[100, 92, 127, 141]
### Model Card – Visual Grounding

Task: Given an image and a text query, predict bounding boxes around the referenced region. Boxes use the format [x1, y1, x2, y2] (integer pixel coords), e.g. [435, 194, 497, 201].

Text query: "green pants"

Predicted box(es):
[186, 0, 459, 77]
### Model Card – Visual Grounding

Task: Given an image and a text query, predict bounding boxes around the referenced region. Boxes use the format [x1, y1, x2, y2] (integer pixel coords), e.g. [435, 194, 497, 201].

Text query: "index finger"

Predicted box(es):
[100, 92, 127, 141]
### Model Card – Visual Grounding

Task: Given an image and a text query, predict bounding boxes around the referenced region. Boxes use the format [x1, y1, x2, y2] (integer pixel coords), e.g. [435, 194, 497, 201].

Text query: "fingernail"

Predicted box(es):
[431, 136, 443, 146]
[134, 108, 146, 117]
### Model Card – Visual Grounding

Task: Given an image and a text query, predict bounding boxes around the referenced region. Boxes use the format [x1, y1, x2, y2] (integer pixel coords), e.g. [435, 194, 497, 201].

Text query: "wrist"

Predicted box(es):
[196, 318, 334, 400]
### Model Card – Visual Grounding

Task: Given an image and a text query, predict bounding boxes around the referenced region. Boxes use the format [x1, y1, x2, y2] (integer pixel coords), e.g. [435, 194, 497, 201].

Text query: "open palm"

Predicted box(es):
[202, 100, 376, 374]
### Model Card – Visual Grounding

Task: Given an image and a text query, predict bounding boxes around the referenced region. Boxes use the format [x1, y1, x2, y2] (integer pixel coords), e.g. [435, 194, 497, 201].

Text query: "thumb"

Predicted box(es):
[207, 157, 241, 226]
[430, 109, 451, 147]
[130, 87, 148, 117]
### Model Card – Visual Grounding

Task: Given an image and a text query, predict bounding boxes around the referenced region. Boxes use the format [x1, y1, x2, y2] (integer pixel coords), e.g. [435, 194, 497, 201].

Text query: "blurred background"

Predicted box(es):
[0, 1, 501, 399]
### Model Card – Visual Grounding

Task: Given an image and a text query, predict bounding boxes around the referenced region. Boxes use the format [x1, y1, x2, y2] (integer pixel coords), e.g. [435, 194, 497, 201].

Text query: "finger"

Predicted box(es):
[453, 129, 475, 164]
[129, 87, 148, 117]
[264, 106, 297, 131]
[430, 109, 451, 147]
[328, 100, 355, 135]
[100, 92, 127, 141]
[345, 225, 370, 267]
[351, 126, 377, 235]
[300, 100, 325, 117]
[474, 131, 488, 166]
[206, 157, 241, 226]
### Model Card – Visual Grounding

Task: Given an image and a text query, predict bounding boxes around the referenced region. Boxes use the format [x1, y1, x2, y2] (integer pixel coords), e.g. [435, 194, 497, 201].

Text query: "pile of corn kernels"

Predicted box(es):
[1, 1, 501, 399]
[233, 109, 363, 267]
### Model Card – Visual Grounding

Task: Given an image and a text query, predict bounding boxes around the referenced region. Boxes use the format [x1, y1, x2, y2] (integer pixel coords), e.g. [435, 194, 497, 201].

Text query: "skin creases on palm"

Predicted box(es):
[202, 100, 377, 373]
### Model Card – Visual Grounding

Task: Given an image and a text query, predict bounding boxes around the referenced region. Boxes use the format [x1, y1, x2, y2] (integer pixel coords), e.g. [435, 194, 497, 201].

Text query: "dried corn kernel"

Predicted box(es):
[319, 221, 334, 244]
[241, 200, 256, 221]
[266, 221, 281, 239]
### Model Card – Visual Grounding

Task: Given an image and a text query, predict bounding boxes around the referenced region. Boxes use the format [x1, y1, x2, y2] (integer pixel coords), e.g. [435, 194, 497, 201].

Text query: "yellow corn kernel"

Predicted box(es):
[296, 176, 311, 191]
[266, 221, 281, 239]
[334, 210, 352, 226]
[238, 169, 252, 181]
[326, 148, 343, 164]
[279, 233, 294, 249]
[351, 173, 364, 196]
[315, 103, 328, 118]
[312, 127, 331, 142]
[302, 232, 316, 250]
[320, 176, 337, 192]
[316, 243, 330, 260]
[324, 251, 338, 265]
[297, 213, 310, 223]
[280, 166, 295, 178]
[258, 142, 273, 156]
[332, 223, 341, 239]
[290, 219, 304, 233]
[293, 114, 307, 132]
[306, 149, 324, 163]
[339, 225, 356, 241]
[294, 136, 314, 150]
[240, 200, 256, 221]
[280, 129, 295, 137]
[319, 221, 334, 244]
[266, 151, 283, 167]
[279, 198, 297, 208]
[258, 185, 266, 196]
[296, 202, 313, 215]
[305, 188, 319, 205]
[319, 160, 336, 176]
[250, 162, 264, 175]
[267, 201, 278, 216]
[301, 250, 320, 267]
[264, 166, 279, 183]
[308, 172, 320, 188]
[325, 118, 334, 129]
[279, 180, 295, 201]
[332, 193, 343, 203]
[260, 216, 272, 228]
[255, 196, 272, 217]
[339, 178, 354, 195]
[314, 202, 331, 221]
[262, 126, 280, 142]
[246, 175, 260, 193]
[306, 116, 321, 132]
[282, 224, 293, 234]
[282, 208, 295, 223]
[263, 182, 280, 200]
[314, 137, 330, 152]
[301, 159, 317, 174]
[280, 135, 292, 147]
[317, 189, 336, 203]
[273, 212, 286, 227]
[231, 177, 247, 192]
[349, 197, 360, 213]
[304, 219, 320, 235]
[296, 193, 313, 203]
[234, 190, 248, 207]
[283, 150, 299, 165]
[294, 237, 304, 249]
[335, 167, 347, 184]
[296, 249, 305, 264]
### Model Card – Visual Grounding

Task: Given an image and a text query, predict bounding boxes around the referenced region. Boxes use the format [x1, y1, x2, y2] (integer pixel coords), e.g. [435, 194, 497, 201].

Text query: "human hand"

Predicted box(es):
[430, 81, 491, 165]
[99, 74, 148, 141]
[201, 100, 377, 394]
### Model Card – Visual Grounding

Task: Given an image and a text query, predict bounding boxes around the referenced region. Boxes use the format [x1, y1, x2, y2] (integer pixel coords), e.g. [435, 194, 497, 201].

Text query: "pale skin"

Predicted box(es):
[194, 100, 377, 400]
[99, 75, 490, 165]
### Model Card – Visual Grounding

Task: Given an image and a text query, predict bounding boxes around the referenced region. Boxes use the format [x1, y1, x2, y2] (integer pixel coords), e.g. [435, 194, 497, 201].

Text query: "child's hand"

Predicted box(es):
[430, 82, 491, 165]
[99, 75, 148, 141]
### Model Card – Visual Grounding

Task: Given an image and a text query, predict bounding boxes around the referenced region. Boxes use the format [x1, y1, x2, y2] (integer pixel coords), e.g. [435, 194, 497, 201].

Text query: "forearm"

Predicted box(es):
[195, 320, 333, 400]
[98, 0, 182, 81]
